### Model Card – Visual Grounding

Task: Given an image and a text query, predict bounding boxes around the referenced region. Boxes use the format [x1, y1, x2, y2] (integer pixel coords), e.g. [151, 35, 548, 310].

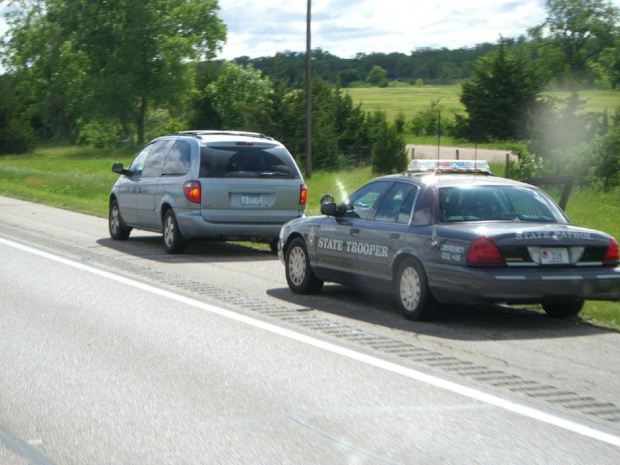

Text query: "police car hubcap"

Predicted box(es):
[289, 247, 306, 285]
[400, 267, 421, 311]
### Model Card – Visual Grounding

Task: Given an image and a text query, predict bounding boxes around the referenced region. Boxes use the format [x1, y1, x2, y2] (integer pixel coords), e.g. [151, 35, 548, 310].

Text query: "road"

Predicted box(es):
[406, 144, 518, 165]
[0, 196, 619, 464]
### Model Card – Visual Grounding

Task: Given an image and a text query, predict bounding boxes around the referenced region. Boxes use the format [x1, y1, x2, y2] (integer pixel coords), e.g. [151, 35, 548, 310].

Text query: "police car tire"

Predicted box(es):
[542, 300, 584, 318]
[285, 238, 323, 294]
[162, 209, 187, 254]
[109, 199, 131, 241]
[396, 258, 437, 321]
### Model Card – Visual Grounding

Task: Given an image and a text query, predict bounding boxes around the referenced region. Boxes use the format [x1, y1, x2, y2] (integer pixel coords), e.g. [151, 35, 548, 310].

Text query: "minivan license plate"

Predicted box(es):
[540, 247, 569, 265]
[241, 194, 262, 206]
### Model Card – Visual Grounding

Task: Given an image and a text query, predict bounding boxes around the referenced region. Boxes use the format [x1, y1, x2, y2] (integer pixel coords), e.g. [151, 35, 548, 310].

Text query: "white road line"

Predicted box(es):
[2, 236, 619, 448]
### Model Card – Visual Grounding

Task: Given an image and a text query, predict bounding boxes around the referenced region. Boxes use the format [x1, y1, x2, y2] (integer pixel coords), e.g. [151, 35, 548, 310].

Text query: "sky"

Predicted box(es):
[1, 0, 620, 61]
[215, 0, 620, 59]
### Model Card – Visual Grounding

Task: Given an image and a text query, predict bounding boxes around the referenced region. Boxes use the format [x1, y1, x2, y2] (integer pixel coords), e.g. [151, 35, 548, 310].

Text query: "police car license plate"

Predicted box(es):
[241, 194, 262, 206]
[540, 247, 569, 265]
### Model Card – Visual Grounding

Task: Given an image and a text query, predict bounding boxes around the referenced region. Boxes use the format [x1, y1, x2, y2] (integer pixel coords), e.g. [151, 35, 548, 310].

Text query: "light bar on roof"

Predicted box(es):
[407, 159, 491, 173]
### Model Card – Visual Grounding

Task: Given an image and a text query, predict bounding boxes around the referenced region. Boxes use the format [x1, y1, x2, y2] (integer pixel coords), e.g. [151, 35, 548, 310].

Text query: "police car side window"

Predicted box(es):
[397, 187, 418, 224]
[375, 183, 415, 223]
[346, 181, 389, 220]
[411, 187, 433, 226]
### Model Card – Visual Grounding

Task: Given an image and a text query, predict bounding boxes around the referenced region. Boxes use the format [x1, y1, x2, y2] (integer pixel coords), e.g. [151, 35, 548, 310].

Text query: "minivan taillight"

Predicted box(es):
[299, 182, 307, 205]
[467, 236, 504, 265]
[603, 236, 619, 263]
[183, 181, 201, 204]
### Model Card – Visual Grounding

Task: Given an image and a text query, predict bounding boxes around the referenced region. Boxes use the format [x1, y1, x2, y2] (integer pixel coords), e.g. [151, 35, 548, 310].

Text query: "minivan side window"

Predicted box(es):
[128, 144, 154, 175]
[142, 140, 175, 178]
[162, 140, 191, 176]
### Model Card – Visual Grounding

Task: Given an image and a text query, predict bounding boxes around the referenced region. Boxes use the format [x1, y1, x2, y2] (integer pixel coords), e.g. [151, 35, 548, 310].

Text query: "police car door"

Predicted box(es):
[315, 181, 391, 279]
[354, 182, 417, 282]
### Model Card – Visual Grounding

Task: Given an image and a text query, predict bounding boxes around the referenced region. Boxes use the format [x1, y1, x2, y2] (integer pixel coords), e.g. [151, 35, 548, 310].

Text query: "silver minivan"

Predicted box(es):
[109, 131, 307, 253]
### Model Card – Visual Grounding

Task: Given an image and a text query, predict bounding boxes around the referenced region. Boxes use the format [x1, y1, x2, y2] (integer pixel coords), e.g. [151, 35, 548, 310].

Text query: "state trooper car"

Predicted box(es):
[278, 160, 620, 321]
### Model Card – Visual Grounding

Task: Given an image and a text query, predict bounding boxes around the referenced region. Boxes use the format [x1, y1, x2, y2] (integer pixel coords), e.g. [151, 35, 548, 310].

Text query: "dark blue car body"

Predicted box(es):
[278, 167, 620, 321]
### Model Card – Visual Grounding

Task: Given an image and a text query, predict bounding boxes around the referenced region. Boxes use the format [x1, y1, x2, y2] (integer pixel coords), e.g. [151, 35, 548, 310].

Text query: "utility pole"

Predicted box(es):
[305, 0, 312, 178]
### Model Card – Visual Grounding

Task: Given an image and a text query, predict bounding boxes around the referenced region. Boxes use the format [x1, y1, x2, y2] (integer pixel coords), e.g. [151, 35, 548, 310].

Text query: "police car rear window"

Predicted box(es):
[438, 185, 568, 223]
[199, 146, 300, 179]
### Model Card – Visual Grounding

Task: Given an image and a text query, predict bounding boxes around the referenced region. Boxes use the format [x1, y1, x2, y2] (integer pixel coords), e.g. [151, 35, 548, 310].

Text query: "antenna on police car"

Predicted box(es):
[437, 108, 441, 162]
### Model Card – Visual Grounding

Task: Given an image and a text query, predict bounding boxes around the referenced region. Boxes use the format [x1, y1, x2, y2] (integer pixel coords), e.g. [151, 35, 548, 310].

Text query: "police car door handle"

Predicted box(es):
[350, 228, 360, 235]
[390, 233, 400, 239]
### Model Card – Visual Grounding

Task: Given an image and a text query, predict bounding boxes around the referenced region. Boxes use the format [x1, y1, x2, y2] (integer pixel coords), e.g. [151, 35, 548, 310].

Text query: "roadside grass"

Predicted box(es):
[1, 145, 618, 329]
[0, 145, 134, 217]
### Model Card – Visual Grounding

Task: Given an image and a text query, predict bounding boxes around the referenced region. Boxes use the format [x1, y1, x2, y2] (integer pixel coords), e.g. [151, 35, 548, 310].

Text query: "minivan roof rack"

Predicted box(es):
[174, 130, 274, 140]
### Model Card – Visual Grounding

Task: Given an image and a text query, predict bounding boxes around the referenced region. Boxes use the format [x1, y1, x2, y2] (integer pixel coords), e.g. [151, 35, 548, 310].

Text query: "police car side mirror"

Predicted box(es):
[320, 194, 335, 204]
[320, 202, 338, 216]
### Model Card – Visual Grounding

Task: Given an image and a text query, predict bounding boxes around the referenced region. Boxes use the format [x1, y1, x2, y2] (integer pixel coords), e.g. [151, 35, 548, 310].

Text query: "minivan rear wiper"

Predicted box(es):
[258, 171, 291, 178]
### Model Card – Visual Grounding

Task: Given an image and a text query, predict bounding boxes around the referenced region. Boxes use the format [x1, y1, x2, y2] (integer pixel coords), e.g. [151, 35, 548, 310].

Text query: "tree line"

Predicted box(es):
[1, 0, 619, 188]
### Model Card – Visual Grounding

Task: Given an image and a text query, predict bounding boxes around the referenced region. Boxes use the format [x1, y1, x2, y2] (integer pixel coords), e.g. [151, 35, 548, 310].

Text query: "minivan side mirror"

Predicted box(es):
[112, 162, 127, 175]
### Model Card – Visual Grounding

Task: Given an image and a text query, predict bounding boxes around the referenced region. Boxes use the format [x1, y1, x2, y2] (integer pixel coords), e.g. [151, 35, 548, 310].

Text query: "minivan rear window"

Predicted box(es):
[199, 145, 300, 179]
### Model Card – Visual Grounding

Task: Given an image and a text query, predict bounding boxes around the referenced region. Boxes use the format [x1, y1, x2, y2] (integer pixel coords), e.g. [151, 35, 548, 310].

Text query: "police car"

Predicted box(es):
[278, 160, 620, 321]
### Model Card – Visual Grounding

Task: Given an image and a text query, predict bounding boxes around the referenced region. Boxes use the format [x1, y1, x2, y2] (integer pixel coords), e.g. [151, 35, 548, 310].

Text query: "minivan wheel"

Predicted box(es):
[162, 209, 187, 254]
[395, 258, 437, 321]
[109, 200, 131, 240]
[285, 238, 323, 294]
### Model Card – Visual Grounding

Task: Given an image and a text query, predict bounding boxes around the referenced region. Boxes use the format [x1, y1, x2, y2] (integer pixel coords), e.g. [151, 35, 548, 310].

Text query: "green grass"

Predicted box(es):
[346, 85, 620, 122]
[0, 145, 134, 217]
[1, 144, 618, 329]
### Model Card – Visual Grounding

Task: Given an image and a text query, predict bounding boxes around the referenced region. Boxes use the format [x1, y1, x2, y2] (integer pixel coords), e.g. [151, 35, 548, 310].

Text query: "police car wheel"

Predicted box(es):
[542, 300, 584, 318]
[162, 209, 187, 254]
[285, 238, 323, 294]
[396, 258, 437, 321]
[109, 200, 131, 240]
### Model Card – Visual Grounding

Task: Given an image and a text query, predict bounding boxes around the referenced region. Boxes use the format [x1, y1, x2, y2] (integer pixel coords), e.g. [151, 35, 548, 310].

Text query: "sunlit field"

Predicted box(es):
[346, 85, 620, 122]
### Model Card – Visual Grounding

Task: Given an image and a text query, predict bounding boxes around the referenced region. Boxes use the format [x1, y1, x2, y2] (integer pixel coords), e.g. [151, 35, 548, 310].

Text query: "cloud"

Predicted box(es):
[217, 0, 555, 58]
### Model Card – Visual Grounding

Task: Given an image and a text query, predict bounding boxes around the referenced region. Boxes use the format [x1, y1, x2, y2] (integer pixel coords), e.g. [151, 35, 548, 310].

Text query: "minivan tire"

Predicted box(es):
[162, 209, 187, 254]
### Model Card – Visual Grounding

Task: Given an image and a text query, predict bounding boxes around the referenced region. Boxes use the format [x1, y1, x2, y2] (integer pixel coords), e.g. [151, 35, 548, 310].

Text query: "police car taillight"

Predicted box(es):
[603, 236, 619, 263]
[299, 182, 307, 205]
[467, 236, 504, 265]
[183, 180, 201, 204]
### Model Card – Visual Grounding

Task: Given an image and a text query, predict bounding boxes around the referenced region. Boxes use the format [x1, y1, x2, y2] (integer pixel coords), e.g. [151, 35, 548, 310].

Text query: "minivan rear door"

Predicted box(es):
[198, 142, 304, 225]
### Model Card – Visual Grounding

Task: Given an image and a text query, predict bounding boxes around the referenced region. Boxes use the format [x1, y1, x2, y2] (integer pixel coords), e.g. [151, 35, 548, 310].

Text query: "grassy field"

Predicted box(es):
[0, 146, 618, 328]
[346, 85, 620, 122]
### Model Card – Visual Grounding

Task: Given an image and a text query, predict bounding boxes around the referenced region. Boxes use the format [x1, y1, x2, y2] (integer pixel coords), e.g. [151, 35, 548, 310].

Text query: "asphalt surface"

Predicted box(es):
[0, 195, 619, 464]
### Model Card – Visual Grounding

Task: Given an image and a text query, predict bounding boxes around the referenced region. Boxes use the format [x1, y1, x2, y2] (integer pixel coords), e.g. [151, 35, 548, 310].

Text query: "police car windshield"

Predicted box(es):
[438, 185, 568, 223]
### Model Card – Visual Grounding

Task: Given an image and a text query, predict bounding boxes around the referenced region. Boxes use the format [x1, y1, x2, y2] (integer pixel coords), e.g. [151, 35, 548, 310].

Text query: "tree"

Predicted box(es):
[0, 75, 35, 154]
[371, 113, 406, 174]
[458, 41, 541, 141]
[366, 65, 388, 87]
[206, 62, 271, 130]
[3, 0, 226, 144]
[528, 0, 620, 87]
